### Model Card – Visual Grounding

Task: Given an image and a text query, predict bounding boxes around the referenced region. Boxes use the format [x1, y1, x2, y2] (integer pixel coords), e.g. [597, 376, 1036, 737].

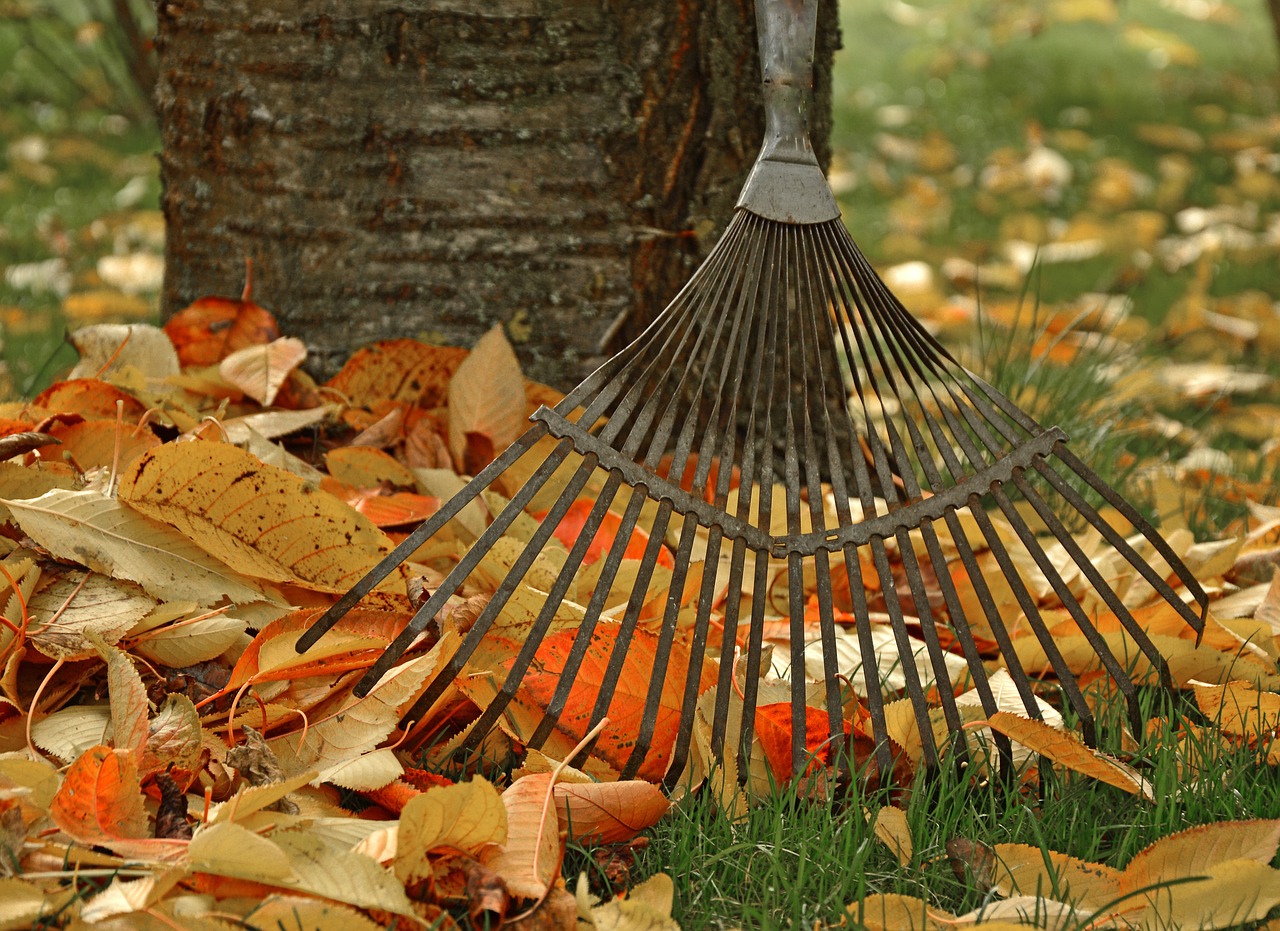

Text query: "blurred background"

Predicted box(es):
[2, 0, 1279, 528]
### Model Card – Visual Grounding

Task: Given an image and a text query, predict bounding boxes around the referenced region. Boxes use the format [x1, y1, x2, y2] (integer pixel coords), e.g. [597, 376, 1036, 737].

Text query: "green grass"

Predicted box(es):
[629, 688, 1280, 930]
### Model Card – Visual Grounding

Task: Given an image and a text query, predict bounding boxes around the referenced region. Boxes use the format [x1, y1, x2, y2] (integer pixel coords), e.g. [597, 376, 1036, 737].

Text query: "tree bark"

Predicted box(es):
[154, 0, 838, 388]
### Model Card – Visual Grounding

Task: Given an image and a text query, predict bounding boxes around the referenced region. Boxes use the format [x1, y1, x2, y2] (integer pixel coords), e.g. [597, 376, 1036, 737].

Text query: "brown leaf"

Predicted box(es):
[946, 837, 997, 890]
[154, 771, 193, 840]
[0, 431, 60, 461]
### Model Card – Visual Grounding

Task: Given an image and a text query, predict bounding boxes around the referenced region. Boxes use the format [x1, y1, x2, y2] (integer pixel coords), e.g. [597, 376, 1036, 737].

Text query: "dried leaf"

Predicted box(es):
[49, 745, 185, 860]
[132, 614, 247, 667]
[28, 571, 155, 659]
[326, 338, 467, 408]
[0, 878, 56, 930]
[1134, 859, 1280, 930]
[871, 805, 913, 867]
[984, 712, 1152, 797]
[218, 336, 307, 406]
[1121, 819, 1280, 893]
[991, 843, 1122, 909]
[296, 631, 460, 780]
[118, 440, 402, 595]
[143, 694, 202, 775]
[487, 772, 560, 899]
[1194, 681, 1280, 739]
[67, 323, 179, 393]
[447, 325, 527, 472]
[30, 705, 111, 763]
[105, 644, 149, 760]
[584, 872, 681, 930]
[395, 778, 507, 884]
[45, 419, 160, 472]
[32, 378, 147, 421]
[846, 893, 955, 931]
[163, 296, 280, 367]
[2, 488, 271, 606]
[553, 779, 669, 844]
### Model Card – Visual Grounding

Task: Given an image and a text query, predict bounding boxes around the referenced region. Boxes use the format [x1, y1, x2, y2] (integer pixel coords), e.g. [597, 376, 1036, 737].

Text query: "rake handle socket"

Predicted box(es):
[737, 0, 841, 224]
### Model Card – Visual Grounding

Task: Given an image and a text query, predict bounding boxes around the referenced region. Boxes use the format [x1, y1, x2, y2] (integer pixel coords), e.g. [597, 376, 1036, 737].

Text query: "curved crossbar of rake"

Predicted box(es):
[297, 208, 1209, 786]
[299, 0, 1208, 787]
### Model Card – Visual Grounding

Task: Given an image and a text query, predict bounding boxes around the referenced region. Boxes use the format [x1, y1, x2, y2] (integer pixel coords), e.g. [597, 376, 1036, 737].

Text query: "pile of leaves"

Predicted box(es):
[0, 296, 1278, 928]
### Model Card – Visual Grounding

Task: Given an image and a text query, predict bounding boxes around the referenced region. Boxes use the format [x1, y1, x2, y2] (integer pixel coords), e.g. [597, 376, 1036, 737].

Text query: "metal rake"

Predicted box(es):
[298, 0, 1207, 786]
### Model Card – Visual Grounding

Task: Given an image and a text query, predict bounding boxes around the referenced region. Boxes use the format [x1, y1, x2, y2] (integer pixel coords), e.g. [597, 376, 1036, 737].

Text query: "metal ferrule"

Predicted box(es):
[736, 0, 841, 224]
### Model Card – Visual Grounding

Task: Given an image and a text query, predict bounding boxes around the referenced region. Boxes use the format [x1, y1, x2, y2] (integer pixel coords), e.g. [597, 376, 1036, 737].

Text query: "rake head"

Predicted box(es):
[297, 0, 1207, 789]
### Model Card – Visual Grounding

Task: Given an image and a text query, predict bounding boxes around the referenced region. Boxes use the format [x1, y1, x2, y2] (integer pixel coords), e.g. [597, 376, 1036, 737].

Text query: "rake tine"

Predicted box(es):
[351, 436, 579, 696]
[1049, 445, 1209, 631]
[991, 480, 1145, 734]
[527, 484, 649, 748]
[449, 467, 622, 752]
[295, 422, 550, 653]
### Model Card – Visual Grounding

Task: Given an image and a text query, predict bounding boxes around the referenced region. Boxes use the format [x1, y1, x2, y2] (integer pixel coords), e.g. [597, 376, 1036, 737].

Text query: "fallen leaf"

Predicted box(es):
[118, 440, 403, 595]
[2, 487, 271, 606]
[447, 325, 527, 473]
[163, 296, 280, 367]
[218, 336, 307, 406]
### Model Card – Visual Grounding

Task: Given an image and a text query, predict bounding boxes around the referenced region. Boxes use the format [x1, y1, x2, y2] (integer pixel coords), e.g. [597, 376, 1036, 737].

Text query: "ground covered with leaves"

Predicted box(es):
[2, 1, 1280, 929]
[0, 299, 1277, 928]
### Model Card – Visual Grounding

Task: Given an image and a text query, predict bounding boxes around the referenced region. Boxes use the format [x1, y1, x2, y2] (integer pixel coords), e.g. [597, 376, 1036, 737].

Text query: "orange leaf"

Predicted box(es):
[544, 500, 675, 569]
[755, 703, 846, 780]
[45, 419, 160, 472]
[466, 624, 716, 781]
[319, 479, 441, 528]
[552, 779, 669, 844]
[49, 745, 185, 860]
[225, 607, 412, 693]
[486, 774, 559, 899]
[32, 379, 147, 421]
[326, 339, 467, 409]
[163, 296, 280, 367]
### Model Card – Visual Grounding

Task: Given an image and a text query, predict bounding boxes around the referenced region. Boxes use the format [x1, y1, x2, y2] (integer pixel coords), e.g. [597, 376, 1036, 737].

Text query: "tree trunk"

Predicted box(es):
[154, 0, 838, 388]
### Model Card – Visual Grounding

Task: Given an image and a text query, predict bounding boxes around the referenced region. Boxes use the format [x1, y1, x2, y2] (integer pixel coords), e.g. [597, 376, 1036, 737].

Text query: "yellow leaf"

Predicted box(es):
[990, 843, 1122, 910]
[1194, 681, 1280, 739]
[1134, 859, 1280, 930]
[447, 324, 527, 473]
[1122, 819, 1280, 893]
[396, 778, 507, 884]
[871, 805, 913, 867]
[846, 893, 955, 931]
[209, 771, 317, 825]
[30, 705, 111, 763]
[1, 488, 271, 606]
[0, 877, 53, 931]
[487, 772, 561, 899]
[132, 614, 248, 667]
[118, 440, 403, 594]
[226, 896, 383, 931]
[585, 872, 681, 931]
[218, 336, 307, 406]
[984, 712, 1151, 797]
[321, 747, 403, 791]
[143, 694, 202, 775]
[188, 821, 293, 881]
[270, 829, 416, 916]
